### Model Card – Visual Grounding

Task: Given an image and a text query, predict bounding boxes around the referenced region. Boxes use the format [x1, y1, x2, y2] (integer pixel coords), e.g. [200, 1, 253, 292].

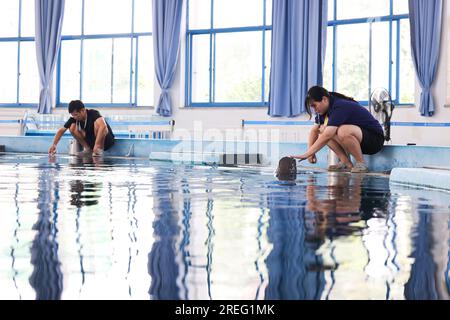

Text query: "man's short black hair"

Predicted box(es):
[68, 100, 85, 113]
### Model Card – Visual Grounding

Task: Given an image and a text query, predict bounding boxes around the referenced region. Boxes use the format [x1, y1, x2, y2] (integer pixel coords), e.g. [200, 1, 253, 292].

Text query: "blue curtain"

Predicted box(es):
[408, 0, 443, 117]
[268, 0, 328, 117]
[153, 0, 184, 117]
[35, 0, 65, 114]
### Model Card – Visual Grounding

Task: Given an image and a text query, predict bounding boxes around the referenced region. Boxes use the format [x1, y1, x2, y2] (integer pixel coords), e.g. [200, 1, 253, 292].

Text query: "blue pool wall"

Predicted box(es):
[0, 136, 449, 172]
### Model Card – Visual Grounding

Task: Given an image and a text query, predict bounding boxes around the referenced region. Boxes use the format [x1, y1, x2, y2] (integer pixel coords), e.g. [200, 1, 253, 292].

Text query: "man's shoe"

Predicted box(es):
[351, 162, 369, 173]
[93, 149, 104, 157]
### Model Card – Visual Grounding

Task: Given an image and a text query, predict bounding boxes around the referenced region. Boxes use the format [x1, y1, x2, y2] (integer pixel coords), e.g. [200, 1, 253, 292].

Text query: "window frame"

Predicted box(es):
[327, 0, 412, 106]
[185, 0, 272, 108]
[55, 0, 153, 109]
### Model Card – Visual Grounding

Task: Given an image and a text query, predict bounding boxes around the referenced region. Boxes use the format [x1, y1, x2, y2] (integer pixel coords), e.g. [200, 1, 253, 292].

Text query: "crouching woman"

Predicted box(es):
[290, 86, 385, 173]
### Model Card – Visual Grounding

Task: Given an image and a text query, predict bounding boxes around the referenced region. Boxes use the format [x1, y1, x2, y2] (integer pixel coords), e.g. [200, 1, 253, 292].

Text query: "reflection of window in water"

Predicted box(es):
[70, 180, 102, 208]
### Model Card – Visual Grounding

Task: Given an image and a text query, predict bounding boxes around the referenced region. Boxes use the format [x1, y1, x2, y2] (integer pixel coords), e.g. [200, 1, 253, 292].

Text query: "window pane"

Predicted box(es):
[323, 26, 333, 91]
[188, 0, 211, 29]
[191, 35, 210, 103]
[19, 41, 39, 103]
[84, 0, 132, 35]
[399, 20, 414, 104]
[214, 0, 263, 28]
[336, 24, 369, 101]
[134, 0, 152, 33]
[60, 40, 81, 102]
[394, 0, 409, 15]
[131, 38, 136, 104]
[328, 0, 335, 21]
[21, 0, 35, 37]
[266, 0, 272, 25]
[264, 30, 271, 102]
[336, 0, 389, 19]
[83, 39, 112, 103]
[0, 43, 18, 103]
[137, 36, 154, 106]
[112, 38, 131, 103]
[215, 32, 262, 102]
[371, 22, 390, 93]
[0, 1, 18, 37]
[391, 22, 398, 100]
[62, 0, 82, 36]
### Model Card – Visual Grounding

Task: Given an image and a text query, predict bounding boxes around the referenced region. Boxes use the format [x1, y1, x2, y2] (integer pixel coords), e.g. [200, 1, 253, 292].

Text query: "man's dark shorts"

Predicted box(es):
[104, 133, 115, 151]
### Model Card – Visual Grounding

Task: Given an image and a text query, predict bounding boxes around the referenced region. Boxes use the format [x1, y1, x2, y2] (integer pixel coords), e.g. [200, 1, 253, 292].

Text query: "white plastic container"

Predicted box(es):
[68, 139, 82, 155]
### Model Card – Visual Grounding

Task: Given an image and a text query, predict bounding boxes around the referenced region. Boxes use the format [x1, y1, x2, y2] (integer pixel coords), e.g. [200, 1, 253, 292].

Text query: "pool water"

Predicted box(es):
[0, 154, 448, 300]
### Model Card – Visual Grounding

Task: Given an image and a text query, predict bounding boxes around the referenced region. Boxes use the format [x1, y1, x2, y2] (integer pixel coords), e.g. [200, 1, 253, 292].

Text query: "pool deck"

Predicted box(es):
[0, 135, 449, 191]
[390, 167, 450, 192]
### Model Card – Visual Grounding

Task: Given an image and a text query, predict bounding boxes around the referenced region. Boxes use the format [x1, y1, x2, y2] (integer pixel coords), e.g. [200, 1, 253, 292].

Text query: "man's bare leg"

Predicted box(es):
[92, 120, 109, 155]
[69, 124, 91, 150]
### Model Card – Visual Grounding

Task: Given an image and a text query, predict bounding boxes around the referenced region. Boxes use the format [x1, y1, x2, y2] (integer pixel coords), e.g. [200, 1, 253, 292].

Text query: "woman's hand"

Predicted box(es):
[308, 154, 317, 164]
[289, 154, 308, 161]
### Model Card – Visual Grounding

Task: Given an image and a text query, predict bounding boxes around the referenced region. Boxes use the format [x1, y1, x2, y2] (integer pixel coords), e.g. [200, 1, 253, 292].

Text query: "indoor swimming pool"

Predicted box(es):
[0, 153, 448, 300]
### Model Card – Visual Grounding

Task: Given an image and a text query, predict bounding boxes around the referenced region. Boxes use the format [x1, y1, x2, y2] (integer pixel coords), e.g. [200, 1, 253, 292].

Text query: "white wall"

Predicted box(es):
[1, 1, 449, 146]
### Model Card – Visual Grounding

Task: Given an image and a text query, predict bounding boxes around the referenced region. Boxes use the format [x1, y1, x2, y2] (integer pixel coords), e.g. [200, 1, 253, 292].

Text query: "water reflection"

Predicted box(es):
[0, 155, 448, 300]
[403, 202, 450, 300]
[29, 164, 63, 300]
[305, 174, 367, 239]
[148, 169, 180, 300]
[265, 180, 326, 300]
[69, 180, 102, 208]
[264, 173, 386, 300]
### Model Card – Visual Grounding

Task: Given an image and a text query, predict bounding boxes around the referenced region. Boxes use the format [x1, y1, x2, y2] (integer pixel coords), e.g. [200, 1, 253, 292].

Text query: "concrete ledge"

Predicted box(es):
[390, 168, 450, 191]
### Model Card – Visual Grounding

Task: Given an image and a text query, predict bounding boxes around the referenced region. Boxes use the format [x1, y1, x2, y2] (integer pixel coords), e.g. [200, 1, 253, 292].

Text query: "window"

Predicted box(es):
[0, 0, 39, 106]
[325, 0, 414, 105]
[186, 0, 272, 107]
[57, 0, 154, 107]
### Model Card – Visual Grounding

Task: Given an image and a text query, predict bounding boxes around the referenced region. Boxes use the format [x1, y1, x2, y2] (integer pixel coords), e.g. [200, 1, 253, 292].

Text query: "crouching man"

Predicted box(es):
[48, 100, 115, 156]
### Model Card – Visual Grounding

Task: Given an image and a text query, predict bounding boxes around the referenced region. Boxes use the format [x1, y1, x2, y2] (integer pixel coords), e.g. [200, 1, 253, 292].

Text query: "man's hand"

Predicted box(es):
[48, 144, 57, 155]
[93, 146, 104, 157]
